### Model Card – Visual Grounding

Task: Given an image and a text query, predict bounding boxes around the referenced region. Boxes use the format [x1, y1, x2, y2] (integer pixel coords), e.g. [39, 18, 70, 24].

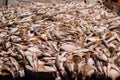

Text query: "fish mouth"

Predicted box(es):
[0, 69, 12, 76]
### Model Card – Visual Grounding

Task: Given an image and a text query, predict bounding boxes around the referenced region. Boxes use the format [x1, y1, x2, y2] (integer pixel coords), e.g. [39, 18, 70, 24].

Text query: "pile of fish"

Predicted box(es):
[0, 1, 120, 80]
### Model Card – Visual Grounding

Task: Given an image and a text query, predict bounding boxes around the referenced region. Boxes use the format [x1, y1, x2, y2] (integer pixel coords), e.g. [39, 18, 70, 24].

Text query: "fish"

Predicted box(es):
[0, 1, 120, 79]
